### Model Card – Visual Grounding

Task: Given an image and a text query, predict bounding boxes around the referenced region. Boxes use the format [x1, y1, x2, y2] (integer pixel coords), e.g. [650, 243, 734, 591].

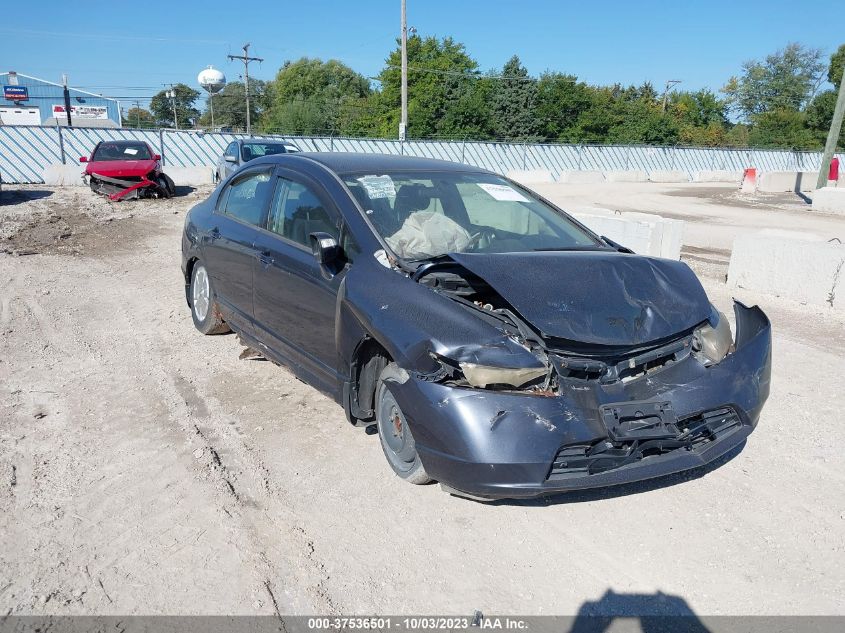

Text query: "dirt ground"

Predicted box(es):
[0, 182, 843, 617]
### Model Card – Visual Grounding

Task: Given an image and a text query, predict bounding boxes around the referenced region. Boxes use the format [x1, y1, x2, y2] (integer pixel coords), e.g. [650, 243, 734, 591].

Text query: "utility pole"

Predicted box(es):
[817, 67, 845, 189]
[400, 0, 408, 140]
[133, 100, 141, 128]
[228, 43, 263, 135]
[662, 79, 682, 113]
[163, 84, 179, 130]
[62, 74, 73, 127]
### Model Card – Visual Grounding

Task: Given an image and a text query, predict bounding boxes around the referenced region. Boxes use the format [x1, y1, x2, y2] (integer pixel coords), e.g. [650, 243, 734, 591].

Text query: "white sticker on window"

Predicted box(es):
[476, 182, 529, 202]
[124, 148, 138, 155]
[357, 175, 396, 199]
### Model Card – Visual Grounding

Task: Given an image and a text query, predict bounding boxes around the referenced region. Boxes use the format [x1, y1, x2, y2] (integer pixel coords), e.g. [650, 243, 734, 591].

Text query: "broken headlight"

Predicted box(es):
[458, 362, 547, 388]
[693, 308, 733, 365]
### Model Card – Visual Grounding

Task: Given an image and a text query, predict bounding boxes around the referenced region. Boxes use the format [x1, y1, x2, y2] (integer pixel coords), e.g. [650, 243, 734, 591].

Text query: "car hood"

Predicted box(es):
[86, 159, 157, 178]
[447, 251, 711, 347]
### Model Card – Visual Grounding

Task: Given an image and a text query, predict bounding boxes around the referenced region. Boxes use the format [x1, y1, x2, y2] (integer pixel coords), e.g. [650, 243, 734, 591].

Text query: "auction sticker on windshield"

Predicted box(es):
[476, 182, 529, 202]
[357, 175, 396, 199]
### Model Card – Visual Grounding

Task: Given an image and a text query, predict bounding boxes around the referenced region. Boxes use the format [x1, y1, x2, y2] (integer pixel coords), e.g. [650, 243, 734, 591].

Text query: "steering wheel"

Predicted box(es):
[465, 226, 497, 251]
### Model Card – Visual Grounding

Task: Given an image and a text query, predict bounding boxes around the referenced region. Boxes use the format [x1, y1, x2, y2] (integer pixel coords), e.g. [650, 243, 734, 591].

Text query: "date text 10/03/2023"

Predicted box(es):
[307, 617, 529, 630]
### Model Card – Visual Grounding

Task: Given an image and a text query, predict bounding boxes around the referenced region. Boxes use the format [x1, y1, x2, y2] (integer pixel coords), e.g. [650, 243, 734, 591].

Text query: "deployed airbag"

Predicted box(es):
[386, 211, 471, 260]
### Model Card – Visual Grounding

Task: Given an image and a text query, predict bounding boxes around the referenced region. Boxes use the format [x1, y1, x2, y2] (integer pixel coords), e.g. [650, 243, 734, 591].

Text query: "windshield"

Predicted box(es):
[341, 171, 601, 260]
[241, 143, 289, 162]
[92, 142, 151, 161]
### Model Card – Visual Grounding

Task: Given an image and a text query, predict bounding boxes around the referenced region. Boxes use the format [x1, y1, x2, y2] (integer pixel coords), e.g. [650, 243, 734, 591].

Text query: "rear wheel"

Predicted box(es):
[375, 363, 432, 485]
[190, 262, 229, 335]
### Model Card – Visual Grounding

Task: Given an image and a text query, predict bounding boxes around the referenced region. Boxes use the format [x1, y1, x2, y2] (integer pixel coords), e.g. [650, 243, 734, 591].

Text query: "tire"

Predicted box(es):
[156, 176, 173, 199]
[375, 363, 432, 485]
[189, 262, 230, 335]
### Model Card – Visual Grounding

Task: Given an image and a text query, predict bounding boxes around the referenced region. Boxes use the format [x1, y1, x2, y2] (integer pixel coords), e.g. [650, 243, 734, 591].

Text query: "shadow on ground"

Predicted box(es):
[567, 590, 711, 633]
[0, 189, 54, 205]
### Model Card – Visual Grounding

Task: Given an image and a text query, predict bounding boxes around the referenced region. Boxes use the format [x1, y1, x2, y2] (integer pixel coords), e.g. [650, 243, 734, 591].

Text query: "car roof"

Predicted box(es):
[239, 138, 293, 144]
[98, 139, 148, 145]
[250, 152, 488, 175]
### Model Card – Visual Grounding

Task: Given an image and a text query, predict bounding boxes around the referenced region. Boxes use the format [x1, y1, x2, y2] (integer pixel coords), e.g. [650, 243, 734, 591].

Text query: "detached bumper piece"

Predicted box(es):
[88, 173, 173, 201]
[548, 407, 742, 480]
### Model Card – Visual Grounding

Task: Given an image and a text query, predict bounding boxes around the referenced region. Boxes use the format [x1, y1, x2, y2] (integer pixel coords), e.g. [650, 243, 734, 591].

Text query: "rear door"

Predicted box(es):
[251, 171, 346, 394]
[201, 167, 274, 333]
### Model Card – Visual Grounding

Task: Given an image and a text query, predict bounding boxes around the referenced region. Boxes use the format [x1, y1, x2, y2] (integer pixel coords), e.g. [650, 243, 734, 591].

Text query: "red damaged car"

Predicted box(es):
[80, 140, 175, 201]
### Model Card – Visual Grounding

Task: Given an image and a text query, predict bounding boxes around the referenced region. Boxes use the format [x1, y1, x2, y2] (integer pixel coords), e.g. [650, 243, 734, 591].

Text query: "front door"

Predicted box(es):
[202, 167, 274, 331]
[252, 173, 345, 395]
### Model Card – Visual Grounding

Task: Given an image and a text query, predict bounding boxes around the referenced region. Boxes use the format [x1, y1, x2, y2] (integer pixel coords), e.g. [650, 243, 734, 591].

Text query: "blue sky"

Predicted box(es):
[2, 0, 843, 110]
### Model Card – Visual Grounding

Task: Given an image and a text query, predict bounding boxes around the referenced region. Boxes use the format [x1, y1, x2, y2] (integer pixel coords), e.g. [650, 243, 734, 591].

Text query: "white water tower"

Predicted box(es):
[198, 65, 226, 128]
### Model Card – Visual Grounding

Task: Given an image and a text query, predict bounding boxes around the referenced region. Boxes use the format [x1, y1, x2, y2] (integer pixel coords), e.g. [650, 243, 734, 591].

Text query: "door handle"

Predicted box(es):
[258, 250, 274, 267]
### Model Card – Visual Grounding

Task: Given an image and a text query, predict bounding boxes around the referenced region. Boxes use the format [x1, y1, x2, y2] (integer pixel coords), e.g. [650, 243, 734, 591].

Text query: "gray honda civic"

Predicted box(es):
[181, 152, 771, 500]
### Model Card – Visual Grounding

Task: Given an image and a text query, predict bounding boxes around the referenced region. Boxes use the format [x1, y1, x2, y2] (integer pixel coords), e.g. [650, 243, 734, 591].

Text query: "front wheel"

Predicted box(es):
[375, 363, 432, 485]
[190, 262, 229, 335]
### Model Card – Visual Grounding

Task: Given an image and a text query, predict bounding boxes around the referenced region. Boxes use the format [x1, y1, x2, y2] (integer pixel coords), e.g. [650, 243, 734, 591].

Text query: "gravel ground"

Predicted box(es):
[0, 183, 843, 616]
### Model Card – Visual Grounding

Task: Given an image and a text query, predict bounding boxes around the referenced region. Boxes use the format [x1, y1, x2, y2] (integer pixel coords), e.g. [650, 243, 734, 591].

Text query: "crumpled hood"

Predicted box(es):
[86, 159, 157, 178]
[447, 251, 711, 347]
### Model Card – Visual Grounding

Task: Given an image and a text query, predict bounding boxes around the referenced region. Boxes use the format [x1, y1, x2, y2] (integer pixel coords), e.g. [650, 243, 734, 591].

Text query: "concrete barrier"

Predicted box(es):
[648, 170, 689, 183]
[694, 170, 743, 183]
[558, 170, 605, 184]
[42, 164, 86, 186]
[727, 230, 845, 311]
[570, 208, 684, 260]
[604, 170, 648, 183]
[506, 169, 554, 185]
[165, 166, 215, 186]
[811, 187, 845, 215]
[757, 171, 820, 193]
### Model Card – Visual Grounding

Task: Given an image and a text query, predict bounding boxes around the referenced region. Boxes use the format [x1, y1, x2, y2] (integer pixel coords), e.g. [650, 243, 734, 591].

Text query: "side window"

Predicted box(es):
[267, 178, 339, 247]
[218, 169, 273, 226]
[225, 142, 237, 158]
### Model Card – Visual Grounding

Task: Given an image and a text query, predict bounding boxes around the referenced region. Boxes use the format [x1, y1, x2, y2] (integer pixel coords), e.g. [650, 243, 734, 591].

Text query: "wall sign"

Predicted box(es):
[3, 86, 28, 101]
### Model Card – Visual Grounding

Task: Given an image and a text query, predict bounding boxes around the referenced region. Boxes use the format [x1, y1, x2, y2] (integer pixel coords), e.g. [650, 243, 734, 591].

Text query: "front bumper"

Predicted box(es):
[390, 302, 772, 500]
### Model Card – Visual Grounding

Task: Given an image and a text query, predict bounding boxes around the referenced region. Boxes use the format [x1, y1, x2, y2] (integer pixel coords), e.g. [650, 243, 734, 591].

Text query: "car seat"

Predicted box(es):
[394, 184, 433, 221]
[287, 189, 336, 245]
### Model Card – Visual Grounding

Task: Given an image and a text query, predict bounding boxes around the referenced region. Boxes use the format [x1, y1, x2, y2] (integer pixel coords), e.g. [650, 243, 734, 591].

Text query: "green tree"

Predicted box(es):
[747, 108, 816, 148]
[125, 106, 155, 129]
[377, 35, 480, 138]
[535, 72, 595, 141]
[264, 58, 371, 134]
[805, 90, 845, 146]
[199, 79, 268, 131]
[606, 98, 680, 145]
[489, 55, 541, 140]
[722, 43, 825, 119]
[828, 44, 845, 86]
[669, 89, 728, 127]
[149, 84, 200, 128]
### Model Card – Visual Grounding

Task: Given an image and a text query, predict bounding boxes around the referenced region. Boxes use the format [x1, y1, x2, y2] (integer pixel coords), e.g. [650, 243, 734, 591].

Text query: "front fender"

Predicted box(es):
[336, 260, 542, 376]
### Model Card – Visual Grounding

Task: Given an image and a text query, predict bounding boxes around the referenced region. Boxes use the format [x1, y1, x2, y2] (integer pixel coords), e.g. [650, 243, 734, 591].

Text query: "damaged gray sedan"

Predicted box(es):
[181, 153, 771, 500]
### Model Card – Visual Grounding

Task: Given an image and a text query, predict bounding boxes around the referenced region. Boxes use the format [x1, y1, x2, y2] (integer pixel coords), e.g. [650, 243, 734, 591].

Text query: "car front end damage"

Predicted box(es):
[86, 172, 173, 201]
[385, 300, 770, 499]
[365, 252, 772, 500]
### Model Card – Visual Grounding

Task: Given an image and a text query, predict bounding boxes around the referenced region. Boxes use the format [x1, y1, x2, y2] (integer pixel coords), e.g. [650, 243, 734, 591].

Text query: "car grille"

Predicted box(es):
[546, 407, 742, 479]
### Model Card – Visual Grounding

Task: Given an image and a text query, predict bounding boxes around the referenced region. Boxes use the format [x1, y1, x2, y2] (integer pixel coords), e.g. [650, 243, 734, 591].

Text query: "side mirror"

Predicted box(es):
[153, 154, 161, 161]
[224, 155, 237, 163]
[79, 156, 88, 163]
[309, 232, 339, 265]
